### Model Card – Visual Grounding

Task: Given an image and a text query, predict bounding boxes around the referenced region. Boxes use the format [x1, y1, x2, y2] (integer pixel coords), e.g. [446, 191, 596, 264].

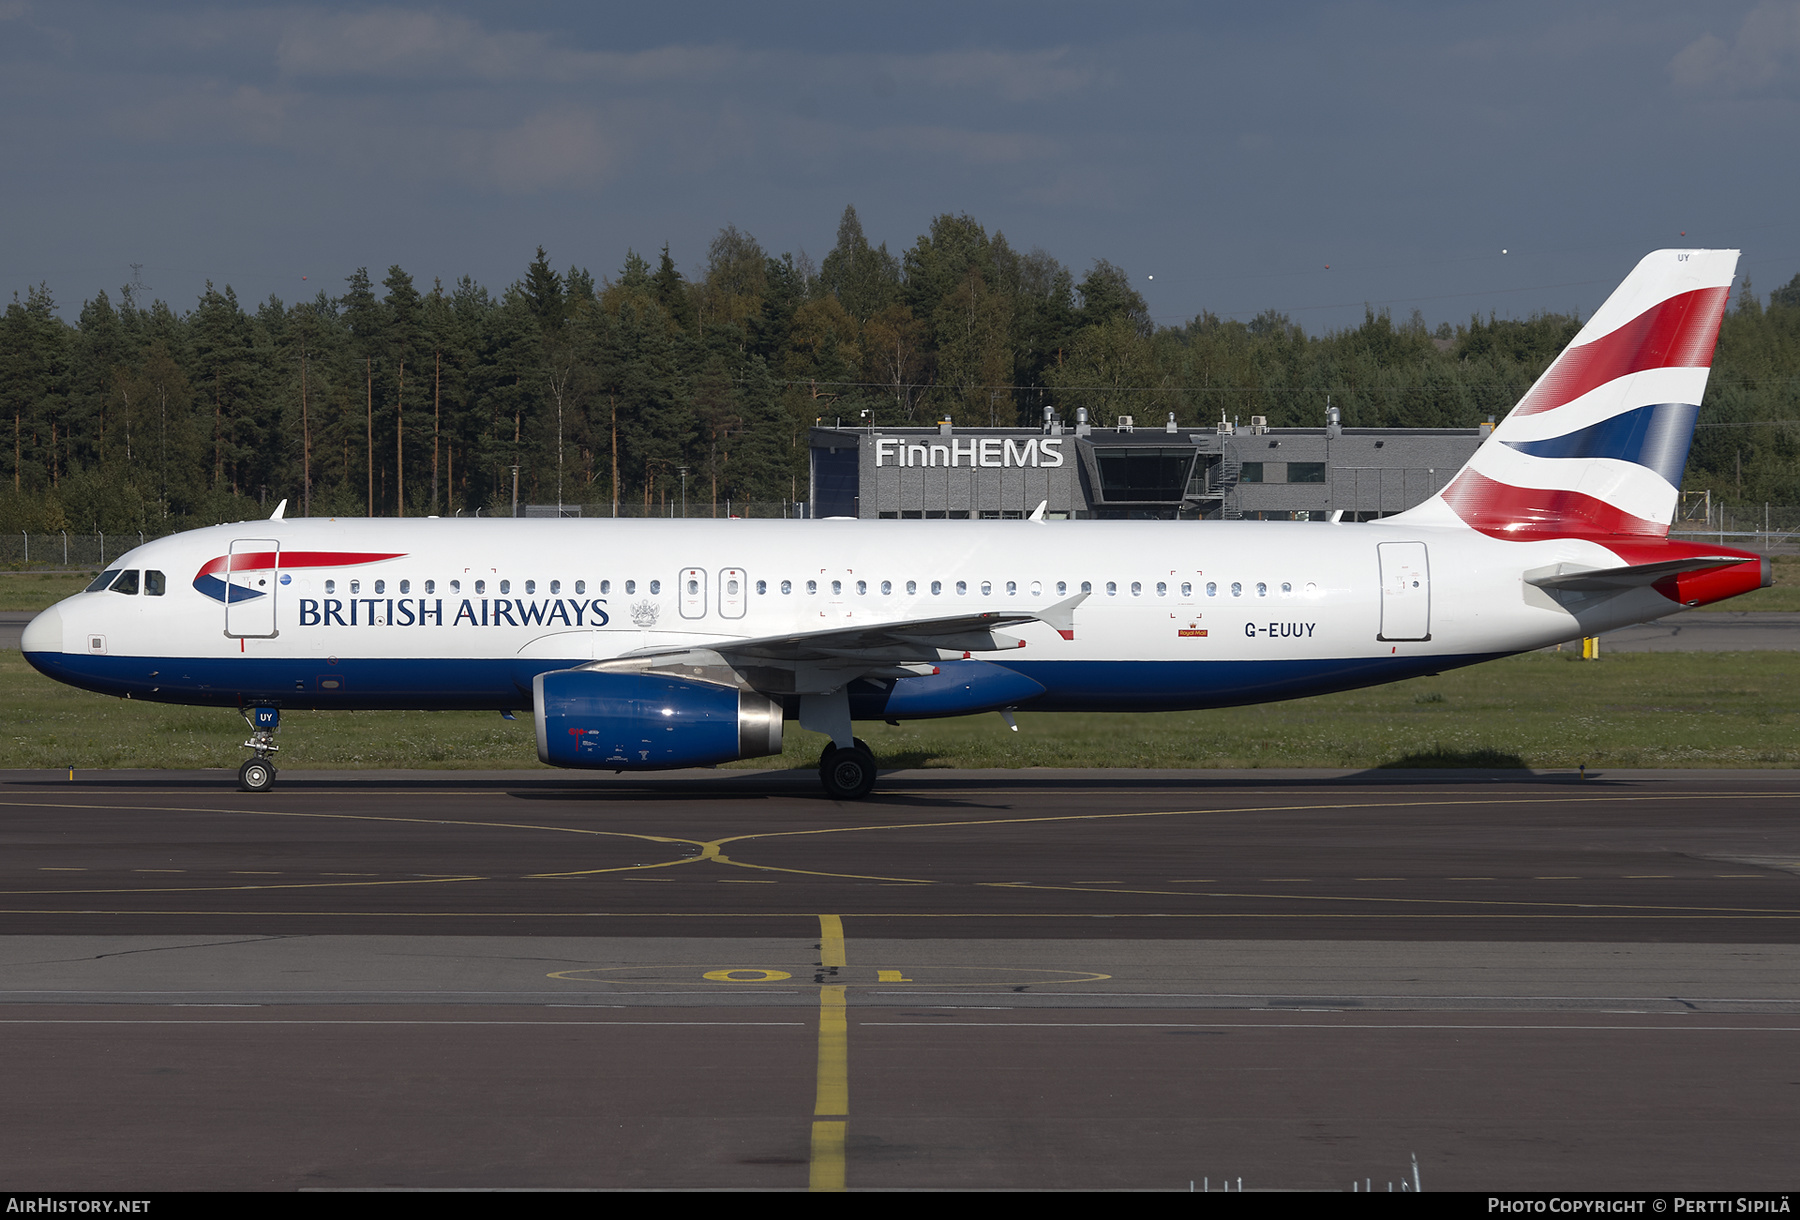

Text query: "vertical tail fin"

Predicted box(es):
[1398, 249, 1737, 539]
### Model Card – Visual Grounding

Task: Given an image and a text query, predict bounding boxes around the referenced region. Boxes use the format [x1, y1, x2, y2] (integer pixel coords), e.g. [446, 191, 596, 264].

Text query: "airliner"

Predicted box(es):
[21, 250, 1768, 798]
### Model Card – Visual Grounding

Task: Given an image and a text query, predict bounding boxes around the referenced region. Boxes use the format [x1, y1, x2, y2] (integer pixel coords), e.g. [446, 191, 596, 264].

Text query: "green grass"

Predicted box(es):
[0, 572, 95, 611]
[4, 649, 1797, 772]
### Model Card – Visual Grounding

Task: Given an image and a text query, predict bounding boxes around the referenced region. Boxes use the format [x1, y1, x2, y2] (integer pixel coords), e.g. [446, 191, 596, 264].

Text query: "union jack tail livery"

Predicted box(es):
[1401, 248, 1737, 540]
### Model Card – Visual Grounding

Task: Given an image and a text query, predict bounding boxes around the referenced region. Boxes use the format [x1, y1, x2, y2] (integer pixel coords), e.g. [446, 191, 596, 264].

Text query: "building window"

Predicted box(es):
[1239, 462, 1264, 483]
[1289, 462, 1327, 483]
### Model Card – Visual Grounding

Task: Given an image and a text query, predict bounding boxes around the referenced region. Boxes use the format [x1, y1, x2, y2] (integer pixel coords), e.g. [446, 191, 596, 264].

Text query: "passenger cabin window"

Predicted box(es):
[1130, 581, 1142, 597]
[806, 580, 817, 595]
[1231, 582, 1242, 597]
[780, 580, 792, 594]
[1206, 582, 1217, 597]
[549, 580, 559, 595]
[375, 580, 385, 594]
[855, 580, 866, 595]
[980, 581, 992, 596]
[525, 580, 536, 595]
[350, 580, 361, 595]
[1281, 582, 1292, 596]
[1080, 581, 1092, 594]
[145, 570, 165, 596]
[905, 580, 917, 595]
[1056, 581, 1067, 596]
[1257, 582, 1267, 597]
[575, 581, 586, 595]
[600, 580, 610, 594]
[880, 580, 891, 595]
[831, 580, 842, 595]
[756, 580, 767, 595]
[624, 580, 635, 594]
[110, 570, 139, 595]
[1180, 582, 1191, 597]
[1106, 582, 1117, 596]
[649, 580, 661, 595]
[931, 581, 942, 595]
[1156, 582, 1167, 597]
[449, 580, 460, 593]
[325, 579, 336, 595]
[499, 580, 510, 595]
[956, 581, 967, 595]
[425, 580, 435, 594]
[399, 580, 410, 594]
[87, 569, 120, 593]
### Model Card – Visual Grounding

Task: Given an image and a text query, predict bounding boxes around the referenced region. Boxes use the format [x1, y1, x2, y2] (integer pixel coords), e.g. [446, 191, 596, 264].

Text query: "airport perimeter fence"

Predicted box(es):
[1670, 503, 1800, 550]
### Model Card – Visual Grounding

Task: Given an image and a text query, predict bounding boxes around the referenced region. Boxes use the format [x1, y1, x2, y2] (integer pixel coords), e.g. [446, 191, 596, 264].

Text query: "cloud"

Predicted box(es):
[274, 6, 735, 84]
[473, 109, 620, 194]
[1671, 3, 1800, 94]
[902, 47, 1095, 103]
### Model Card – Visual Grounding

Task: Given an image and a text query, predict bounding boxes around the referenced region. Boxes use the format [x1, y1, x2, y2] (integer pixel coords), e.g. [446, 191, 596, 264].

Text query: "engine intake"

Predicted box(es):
[533, 669, 783, 770]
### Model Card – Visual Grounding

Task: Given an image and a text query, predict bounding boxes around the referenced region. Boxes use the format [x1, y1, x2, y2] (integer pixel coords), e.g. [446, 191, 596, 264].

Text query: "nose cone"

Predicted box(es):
[21, 605, 63, 656]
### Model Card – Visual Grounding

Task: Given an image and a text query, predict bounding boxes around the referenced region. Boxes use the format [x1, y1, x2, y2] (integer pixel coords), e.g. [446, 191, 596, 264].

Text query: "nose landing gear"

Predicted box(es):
[239, 705, 280, 793]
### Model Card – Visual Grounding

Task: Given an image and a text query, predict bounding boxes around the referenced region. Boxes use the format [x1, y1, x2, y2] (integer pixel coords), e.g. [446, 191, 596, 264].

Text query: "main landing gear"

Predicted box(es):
[238, 705, 280, 793]
[818, 738, 878, 801]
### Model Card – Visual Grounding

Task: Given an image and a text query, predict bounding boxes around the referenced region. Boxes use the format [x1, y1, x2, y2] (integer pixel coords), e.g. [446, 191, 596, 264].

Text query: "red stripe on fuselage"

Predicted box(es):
[194, 550, 406, 578]
[1511, 286, 1729, 418]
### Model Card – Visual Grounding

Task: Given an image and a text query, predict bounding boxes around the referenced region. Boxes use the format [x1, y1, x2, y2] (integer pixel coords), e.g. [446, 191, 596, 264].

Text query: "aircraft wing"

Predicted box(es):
[588, 593, 1088, 694]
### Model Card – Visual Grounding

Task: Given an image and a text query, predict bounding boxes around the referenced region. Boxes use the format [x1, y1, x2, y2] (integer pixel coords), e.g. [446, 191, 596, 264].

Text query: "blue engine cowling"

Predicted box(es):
[533, 669, 784, 770]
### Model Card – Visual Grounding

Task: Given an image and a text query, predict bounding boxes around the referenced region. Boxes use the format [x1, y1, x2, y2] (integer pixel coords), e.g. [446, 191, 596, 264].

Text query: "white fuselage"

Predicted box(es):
[23, 516, 1675, 714]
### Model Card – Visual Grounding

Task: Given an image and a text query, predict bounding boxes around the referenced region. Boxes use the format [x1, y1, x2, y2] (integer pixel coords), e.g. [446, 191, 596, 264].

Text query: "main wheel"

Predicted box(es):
[819, 745, 878, 801]
[817, 737, 873, 773]
[238, 758, 276, 793]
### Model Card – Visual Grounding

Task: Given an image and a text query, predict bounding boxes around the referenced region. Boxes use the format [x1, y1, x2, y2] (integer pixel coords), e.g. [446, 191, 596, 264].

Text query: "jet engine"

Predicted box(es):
[533, 669, 783, 770]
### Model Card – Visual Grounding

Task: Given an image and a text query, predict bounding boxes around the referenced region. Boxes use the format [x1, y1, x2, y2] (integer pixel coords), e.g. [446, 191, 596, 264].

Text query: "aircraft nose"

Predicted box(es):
[21, 605, 63, 655]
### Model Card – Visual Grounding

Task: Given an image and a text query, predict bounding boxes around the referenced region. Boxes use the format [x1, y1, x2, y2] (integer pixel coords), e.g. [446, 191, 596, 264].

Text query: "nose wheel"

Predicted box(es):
[238, 757, 277, 793]
[238, 705, 281, 793]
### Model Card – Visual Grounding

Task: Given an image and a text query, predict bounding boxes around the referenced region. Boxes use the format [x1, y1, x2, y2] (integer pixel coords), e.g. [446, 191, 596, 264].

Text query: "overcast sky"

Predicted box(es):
[4, 1, 1798, 333]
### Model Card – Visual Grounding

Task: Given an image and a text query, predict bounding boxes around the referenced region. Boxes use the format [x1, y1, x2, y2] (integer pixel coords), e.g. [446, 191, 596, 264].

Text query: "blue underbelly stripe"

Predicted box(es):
[25, 651, 1506, 713]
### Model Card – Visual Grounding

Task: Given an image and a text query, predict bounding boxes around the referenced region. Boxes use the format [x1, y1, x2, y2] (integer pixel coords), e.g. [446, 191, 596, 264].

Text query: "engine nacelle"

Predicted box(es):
[533, 669, 783, 770]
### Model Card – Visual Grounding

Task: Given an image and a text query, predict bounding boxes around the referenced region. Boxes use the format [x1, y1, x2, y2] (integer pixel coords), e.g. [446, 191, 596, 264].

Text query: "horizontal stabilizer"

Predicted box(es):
[1524, 555, 1752, 592]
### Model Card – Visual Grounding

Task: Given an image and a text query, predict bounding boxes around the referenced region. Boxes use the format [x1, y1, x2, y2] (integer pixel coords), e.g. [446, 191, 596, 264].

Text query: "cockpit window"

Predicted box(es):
[109, 570, 140, 596]
[145, 570, 166, 596]
[87, 569, 120, 593]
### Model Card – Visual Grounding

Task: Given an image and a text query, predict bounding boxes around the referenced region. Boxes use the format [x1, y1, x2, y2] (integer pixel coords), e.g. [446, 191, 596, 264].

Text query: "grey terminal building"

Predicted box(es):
[809, 410, 1492, 522]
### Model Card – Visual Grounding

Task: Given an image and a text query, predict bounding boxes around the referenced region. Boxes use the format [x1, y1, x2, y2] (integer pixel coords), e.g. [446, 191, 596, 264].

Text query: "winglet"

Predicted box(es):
[269, 498, 288, 521]
[1028, 500, 1048, 522]
[1038, 590, 1089, 640]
